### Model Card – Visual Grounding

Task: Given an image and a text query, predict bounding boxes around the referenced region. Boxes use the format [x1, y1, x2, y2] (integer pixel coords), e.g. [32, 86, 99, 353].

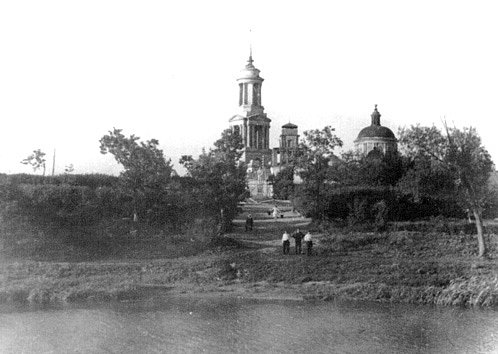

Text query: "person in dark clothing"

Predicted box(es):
[282, 231, 290, 255]
[245, 214, 254, 231]
[291, 228, 304, 254]
[304, 231, 313, 256]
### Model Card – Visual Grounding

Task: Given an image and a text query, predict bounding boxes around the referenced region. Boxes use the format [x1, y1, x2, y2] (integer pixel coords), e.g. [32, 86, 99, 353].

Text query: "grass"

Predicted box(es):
[1, 202, 498, 307]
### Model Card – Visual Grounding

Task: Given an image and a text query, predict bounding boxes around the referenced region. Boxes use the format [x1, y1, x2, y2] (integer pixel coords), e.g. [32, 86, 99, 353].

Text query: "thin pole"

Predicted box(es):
[52, 149, 56, 176]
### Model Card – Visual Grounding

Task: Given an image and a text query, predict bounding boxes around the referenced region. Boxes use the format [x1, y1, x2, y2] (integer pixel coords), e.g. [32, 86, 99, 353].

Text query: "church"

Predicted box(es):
[229, 53, 397, 198]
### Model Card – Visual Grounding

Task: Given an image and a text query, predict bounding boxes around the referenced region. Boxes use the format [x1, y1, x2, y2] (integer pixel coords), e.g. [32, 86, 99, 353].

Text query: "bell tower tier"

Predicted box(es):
[229, 54, 271, 167]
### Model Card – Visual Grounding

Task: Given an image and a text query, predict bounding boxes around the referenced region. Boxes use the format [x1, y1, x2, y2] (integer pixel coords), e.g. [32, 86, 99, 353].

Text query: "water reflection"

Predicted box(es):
[0, 296, 497, 353]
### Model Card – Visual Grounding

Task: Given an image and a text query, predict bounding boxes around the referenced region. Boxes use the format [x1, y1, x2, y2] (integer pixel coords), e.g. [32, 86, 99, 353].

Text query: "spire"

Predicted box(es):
[371, 104, 381, 126]
[248, 29, 254, 65]
[248, 51, 253, 66]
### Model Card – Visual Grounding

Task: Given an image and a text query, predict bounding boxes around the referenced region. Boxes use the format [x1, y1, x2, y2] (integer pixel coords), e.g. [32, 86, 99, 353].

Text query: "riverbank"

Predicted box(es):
[1, 201, 497, 307]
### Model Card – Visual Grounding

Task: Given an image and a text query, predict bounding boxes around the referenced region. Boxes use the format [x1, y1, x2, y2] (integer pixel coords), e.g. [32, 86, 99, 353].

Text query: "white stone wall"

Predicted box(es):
[355, 137, 397, 156]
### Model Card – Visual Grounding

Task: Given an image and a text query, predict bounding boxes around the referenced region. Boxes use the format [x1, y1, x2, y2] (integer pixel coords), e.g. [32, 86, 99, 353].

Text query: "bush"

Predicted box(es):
[0, 172, 246, 253]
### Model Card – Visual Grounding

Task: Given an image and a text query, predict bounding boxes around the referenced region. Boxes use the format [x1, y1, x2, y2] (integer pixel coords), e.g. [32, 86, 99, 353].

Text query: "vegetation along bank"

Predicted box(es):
[1, 123, 497, 307]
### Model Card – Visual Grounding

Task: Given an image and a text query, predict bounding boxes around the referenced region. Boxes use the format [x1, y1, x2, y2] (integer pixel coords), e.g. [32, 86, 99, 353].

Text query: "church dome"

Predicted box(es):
[282, 122, 297, 129]
[238, 56, 263, 81]
[357, 125, 396, 139]
[356, 105, 396, 140]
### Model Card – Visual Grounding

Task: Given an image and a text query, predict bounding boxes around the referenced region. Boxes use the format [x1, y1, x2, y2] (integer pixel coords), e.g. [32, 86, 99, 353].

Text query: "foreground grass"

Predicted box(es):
[225, 215, 498, 307]
[1, 202, 497, 307]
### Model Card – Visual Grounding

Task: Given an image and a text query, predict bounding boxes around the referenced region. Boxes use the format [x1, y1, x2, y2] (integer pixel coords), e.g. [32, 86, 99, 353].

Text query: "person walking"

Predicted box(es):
[272, 206, 279, 220]
[304, 231, 313, 256]
[282, 231, 290, 255]
[291, 228, 304, 254]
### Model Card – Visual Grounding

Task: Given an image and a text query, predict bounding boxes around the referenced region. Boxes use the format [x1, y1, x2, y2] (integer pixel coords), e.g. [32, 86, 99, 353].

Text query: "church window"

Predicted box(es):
[253, 84, 260, 105]
[257, 127, 263, 149]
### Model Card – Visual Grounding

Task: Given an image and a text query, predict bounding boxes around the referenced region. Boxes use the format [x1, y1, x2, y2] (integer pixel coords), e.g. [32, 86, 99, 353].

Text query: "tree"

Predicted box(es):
[21, 149, 47, 176]
[399, 124, 494, 257]
[296, 126, 343, 220]
[181, 129, 248, 234]
[99, 128, 174, 219]
[333, 150, 406, 187]
[64, 164, 75, 174]
[272, 166, 295, 200]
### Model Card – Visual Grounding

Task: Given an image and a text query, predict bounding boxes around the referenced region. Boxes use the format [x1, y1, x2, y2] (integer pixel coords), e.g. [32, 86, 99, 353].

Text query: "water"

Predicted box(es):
[1, 295, 497, 354]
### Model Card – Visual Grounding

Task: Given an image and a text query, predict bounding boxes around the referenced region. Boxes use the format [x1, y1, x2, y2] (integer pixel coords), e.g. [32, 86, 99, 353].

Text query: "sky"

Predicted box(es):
[1, 1, 497, 176]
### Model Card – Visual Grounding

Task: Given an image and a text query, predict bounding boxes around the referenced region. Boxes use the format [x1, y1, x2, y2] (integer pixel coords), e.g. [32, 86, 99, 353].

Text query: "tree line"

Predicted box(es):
[273, 124, 497, 257]
[0, 128, 247, 248]
[3, 123, 496, 257]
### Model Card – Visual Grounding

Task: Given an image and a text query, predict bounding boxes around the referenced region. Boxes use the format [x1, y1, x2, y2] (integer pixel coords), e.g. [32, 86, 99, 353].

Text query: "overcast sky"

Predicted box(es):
[1, 1, 497, 175]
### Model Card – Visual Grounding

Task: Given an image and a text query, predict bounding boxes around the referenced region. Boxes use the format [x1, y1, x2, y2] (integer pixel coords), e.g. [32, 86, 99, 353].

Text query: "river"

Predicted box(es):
[1, 295, 497, 353]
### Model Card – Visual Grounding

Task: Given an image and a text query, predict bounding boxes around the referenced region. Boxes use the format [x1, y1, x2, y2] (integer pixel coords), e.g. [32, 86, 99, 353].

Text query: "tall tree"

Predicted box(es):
[399, 124, 494, 257]
[296, 126, 343, 220]
[21, 149, 47, 176]
[272, 166, 295, 200]
[181, 129, 248, 234]
[99, 128, 174, 219]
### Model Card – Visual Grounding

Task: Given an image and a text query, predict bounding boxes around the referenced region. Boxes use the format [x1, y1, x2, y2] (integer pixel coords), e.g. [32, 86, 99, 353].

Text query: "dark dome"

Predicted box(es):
[357, 125, 396, 140]
[282, 122, 297, 129]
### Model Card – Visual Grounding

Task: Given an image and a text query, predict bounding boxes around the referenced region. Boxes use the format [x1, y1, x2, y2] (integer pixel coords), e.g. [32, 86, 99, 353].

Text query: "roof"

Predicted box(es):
[282, 122, 297, 129]
[237, 56, 263, 81]
[356, 104, 396, 141]
[356, 125, 396, 140]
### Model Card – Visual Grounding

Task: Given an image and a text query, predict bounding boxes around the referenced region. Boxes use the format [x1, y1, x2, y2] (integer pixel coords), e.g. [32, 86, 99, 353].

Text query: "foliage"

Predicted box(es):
[335, 150, 407, 187]
[295, 126, 343, 220]
[99, 128, 174, 218]
[1, 180, 127, 224]
[398, 124, 495, 256]
[272, 166, 295, 200]
[180, 129, 248, 235]
[21, 149, 47, 176]
[326, 186, 396, 224]
[0, 175, 131, 252]
[64, 164, 74, 173]
[0, 173, 119, 188]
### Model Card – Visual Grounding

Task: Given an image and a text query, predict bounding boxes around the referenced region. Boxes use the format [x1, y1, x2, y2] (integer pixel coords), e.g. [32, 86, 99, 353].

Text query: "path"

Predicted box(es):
[227, 200, 312, 250]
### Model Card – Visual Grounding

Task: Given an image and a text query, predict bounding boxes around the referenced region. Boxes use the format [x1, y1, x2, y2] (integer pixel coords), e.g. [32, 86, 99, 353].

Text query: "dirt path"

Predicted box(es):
[228, 201, 313, 249]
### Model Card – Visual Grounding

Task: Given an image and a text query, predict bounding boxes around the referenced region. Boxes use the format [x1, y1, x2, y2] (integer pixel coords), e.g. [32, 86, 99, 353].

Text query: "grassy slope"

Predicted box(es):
[1, 201, 497, 306]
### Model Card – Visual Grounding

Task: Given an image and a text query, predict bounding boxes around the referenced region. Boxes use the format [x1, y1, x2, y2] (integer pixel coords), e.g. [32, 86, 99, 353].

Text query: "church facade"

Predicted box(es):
[229, 54, 397, 198]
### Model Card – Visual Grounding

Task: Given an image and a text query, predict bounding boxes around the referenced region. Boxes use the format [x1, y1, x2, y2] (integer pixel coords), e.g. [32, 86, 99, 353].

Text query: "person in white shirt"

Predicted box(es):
[304, 231, 313, 256]
[282, 231, 290, 255]
[272, 206, 279, 220]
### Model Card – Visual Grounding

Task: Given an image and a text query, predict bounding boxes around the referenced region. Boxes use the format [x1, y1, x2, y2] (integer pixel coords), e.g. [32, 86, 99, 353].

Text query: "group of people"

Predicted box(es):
[245, 213, 313, 256]
[282, 229, 313, 256]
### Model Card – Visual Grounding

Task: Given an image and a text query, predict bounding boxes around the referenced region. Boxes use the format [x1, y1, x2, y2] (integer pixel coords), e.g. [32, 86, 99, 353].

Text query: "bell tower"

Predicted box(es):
[229, 52, 272, 167]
